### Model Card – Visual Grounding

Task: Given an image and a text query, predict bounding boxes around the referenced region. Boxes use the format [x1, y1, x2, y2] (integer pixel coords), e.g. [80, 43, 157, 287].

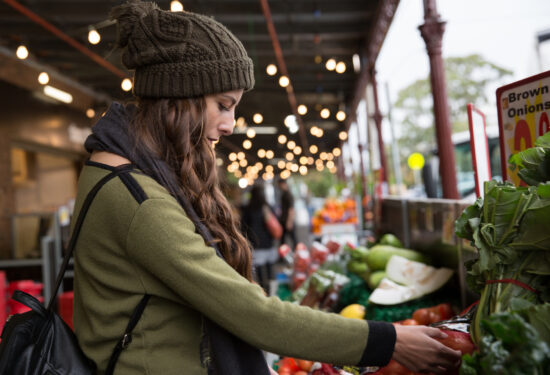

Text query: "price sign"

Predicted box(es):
[497, 71, 550, 185]
[467, 104, 491, 198]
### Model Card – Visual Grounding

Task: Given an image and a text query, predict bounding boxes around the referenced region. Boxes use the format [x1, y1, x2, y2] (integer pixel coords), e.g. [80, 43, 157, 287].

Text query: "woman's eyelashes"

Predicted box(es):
[218, 103, 231, 112]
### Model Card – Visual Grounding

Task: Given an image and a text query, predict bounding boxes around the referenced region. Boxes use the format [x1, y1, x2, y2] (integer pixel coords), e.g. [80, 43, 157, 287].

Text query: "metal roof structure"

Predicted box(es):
[0, 0, 399, 173]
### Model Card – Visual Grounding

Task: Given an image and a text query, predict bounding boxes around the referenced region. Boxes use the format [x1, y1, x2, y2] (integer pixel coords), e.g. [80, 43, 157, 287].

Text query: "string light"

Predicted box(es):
[38, 72, 49, 85]
[243, 140, 252, 149]
[299, 166, 308, 175]
[253, 113, 263, 124]
[333, 147, 341, 157]
[278, 134, 287, 144]
[320, 108, 330, 119]
[246, 128, 256, 138]
[336, 110, 346, 121]
[229, 152, 237, 161]
[257, 149, 266, 158]
[279, 75, 289, 87]
[297, 104, 308, 115]
[287, 140, 296, 150]
[309, 145, 318, 154]
[265, 150, 274, 159]
[16, 45, 29, 59]
[266, 64, 277, 76]
[325, 58, 336, 71]
[277, 160, 286, 169]
[86, 108, 95, 118]
[335, 61, 346, 74]
[237, 152, 245, 160]
[121, 78, 133, 91]
[285, 152, 294, 161]
[339, 131, 348, 141]
[170, 0, 184, 11]
[293, 146, 302, 155]
[88, 29, 101, 45]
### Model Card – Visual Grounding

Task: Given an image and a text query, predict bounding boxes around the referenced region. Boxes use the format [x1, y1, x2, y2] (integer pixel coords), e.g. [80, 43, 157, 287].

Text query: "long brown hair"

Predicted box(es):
[130, 97, 253, 281]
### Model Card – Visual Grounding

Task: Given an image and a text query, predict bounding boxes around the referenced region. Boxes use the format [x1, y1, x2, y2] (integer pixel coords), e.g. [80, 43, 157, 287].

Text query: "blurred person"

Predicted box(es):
[277, 178, 297, 249]
[241, 184, 277, 293]
[71, 1, 462, 374]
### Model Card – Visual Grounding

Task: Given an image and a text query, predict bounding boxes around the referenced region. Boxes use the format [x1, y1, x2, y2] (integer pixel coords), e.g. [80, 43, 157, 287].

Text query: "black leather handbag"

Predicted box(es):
[0, 165, 150, 375]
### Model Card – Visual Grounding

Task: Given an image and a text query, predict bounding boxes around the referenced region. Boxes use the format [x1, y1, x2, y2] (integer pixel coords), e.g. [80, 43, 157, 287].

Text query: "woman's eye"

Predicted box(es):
[218, 103, 230, 111]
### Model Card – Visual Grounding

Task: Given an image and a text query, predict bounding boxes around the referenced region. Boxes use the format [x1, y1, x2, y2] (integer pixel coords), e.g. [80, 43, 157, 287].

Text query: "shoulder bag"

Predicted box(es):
[262, 205, 283, 240]
[0, 165, 150, 375]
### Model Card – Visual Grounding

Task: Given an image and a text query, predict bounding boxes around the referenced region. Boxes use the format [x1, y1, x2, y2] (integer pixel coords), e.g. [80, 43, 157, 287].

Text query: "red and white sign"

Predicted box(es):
[467, 104, 491, 198]
[496, 70, 550, 185]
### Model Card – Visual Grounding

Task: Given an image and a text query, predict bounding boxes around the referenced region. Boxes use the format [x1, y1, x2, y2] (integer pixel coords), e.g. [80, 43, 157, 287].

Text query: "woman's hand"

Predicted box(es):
[392, 324, 462, 374]
[268, 366, 278, 375]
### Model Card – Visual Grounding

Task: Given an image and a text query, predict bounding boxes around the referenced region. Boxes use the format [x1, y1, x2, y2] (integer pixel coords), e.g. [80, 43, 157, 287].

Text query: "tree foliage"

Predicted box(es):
[394, 54, 512, 158]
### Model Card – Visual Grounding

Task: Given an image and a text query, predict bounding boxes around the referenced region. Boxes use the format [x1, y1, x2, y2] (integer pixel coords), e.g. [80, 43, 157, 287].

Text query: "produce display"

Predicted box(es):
[311, 198, 358, 235]
[454, 132, 550, 373]
[274, 233, 460, 374]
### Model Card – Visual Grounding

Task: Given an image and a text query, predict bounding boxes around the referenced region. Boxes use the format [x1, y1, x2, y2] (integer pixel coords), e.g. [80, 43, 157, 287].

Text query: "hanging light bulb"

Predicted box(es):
[325, 58, 336, 71]
[229, 152, 237, 161]
[278, 134, 287, 144]
[287, 140, 296, 150]
[279, 75, 289, 87]
[38, 72, 49, 85]
[335, 61, 346, 74]
[266, 64, 277, 76]
[320, 108, 330, 119]
[243, 140, 252, 149]
[293, 146, 302, 155]
[336, 110, 346, 121]
[265, 150, 274, 159]
[339, 131, 348, 141]
[88, 29, 101, 45]
[246, 128, 256, 138]
[121, 78, 133, 91]
[309, 145, 318, 154]
[86, 108, 95, 118]
[253, 113, 263, 124]
[170, 0, 184, 12]
[16, 45, 28, 59]
[297, 104, 308, 115]
[257, 149, 266, 158]
[333, 147, 342, 157]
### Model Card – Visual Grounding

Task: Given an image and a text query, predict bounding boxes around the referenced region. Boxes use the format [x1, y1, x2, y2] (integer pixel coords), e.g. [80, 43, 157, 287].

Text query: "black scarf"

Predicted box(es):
[85, 102, 269, 375]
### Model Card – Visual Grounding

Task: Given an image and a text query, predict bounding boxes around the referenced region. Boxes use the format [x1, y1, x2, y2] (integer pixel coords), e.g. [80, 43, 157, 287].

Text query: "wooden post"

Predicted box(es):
[0, 132, 14, 258]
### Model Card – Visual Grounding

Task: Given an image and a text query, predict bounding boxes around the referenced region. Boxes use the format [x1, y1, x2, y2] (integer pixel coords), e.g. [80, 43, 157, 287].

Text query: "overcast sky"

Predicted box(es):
[375, 0, 550, 140]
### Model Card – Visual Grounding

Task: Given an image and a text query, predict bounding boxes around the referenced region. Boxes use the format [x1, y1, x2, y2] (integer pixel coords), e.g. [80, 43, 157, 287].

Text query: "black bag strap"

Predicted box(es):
[47, 164, 135, 311]
[12, 290, 47, 318]
[105, 294, 151, 375]
[43, 164, 152, 373]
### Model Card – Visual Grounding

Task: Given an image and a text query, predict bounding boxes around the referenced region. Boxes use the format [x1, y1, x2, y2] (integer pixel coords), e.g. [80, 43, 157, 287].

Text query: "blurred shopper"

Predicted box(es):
[241, 184, 277, 292]
[277, 178, 297, 248]
[71, 1, 461, 374]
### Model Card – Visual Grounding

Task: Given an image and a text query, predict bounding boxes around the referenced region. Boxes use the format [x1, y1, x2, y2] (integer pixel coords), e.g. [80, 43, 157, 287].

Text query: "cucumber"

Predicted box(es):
[366, 245, 429, 271]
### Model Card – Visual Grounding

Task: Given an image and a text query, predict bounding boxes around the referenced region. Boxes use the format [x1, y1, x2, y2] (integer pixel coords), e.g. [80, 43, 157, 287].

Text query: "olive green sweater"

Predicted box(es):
[72, 162, 395, 374]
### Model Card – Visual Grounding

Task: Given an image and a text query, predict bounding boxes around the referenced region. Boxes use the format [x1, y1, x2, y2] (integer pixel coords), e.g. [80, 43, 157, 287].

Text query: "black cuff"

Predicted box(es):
[357, 321, 396, 367]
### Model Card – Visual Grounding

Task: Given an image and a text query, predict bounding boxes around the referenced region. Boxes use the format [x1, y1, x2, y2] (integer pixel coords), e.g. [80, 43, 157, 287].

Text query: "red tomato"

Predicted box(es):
[297, 359, 314, 371]
[279, 358, 300, 372]
[371, 360, 414, 375]
[412, 308, 430, 325]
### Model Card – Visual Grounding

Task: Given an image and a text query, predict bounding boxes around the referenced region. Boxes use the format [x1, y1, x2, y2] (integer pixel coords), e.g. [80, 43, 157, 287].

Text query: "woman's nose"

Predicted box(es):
[219, 113, 235, 136]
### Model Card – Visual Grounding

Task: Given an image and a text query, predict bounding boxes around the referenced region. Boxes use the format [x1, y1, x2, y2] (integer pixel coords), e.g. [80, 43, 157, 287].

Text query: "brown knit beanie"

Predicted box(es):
[110, 0, 254, 98]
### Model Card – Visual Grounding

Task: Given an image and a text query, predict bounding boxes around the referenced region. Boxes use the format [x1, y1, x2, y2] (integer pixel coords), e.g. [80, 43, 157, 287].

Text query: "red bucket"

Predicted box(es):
[58, 291, 74, 330]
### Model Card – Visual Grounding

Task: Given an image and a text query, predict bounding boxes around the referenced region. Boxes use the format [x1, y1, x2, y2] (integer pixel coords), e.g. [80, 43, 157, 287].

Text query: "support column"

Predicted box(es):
[0, 133, 14, 258]
[369, 68, 388, 183]
[419, 0, 459, 199]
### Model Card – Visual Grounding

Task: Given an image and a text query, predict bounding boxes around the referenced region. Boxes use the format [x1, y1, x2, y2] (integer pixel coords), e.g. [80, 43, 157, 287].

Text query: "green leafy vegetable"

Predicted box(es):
[460, 312, 550, 375]
[455, 180, 550, 344]
[509, 131, 550, 186]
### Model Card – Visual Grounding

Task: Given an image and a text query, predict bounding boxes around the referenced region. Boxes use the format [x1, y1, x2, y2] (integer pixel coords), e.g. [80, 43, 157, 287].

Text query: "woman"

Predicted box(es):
[72, 1, 461, 374]
[241, 184, 278, 292]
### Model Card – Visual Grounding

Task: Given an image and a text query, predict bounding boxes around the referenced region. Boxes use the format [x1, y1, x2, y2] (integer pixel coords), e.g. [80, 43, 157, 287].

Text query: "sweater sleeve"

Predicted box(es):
[126, 197, 395, 366]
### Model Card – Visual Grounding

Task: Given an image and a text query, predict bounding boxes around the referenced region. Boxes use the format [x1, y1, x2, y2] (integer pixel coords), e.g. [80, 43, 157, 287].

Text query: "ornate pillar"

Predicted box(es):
[419, 0, 459, 199]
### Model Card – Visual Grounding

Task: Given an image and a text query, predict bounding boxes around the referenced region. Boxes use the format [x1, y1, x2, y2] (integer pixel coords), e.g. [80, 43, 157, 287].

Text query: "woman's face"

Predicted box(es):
[204, 89, 244, 145]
